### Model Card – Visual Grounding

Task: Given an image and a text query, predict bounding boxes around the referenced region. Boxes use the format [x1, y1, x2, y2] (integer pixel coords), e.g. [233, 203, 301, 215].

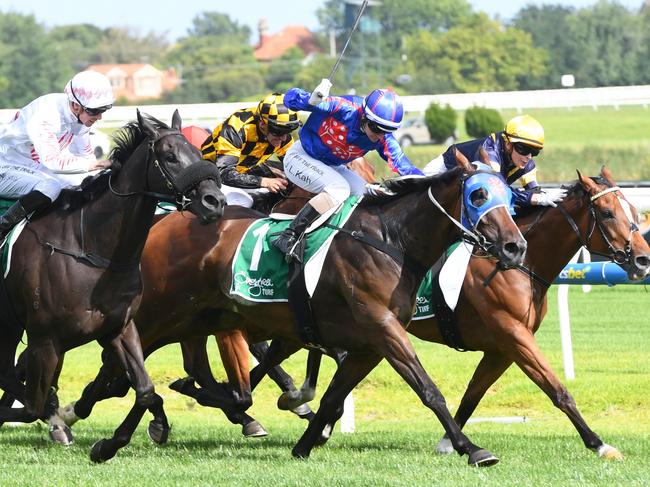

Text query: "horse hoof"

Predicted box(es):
[468, 448, 499, 467]
[49, 424, 74, 446]
[169, 377, 196, 395]
[435, 437, 453, 455]
[291, 446, 310, 459]
[597, 444, 623, 460]
[277, 392, 303, 411]
[57, 403, 79, 427]
[242, 421, 268, 438]
[290, 403, 314, 420]
[148, 420, 170, 445]
[90, 439, 115, 463]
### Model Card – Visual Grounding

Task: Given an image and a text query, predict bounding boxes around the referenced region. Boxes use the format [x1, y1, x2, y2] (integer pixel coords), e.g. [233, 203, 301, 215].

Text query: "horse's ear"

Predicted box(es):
[454, 147, 471, 170]
[577, 169, 597, 193]
[478, 147, 490, 166]
[171, 109, 182, 131]
[601, 165, 616, 187]
[137, 109, 159, 140]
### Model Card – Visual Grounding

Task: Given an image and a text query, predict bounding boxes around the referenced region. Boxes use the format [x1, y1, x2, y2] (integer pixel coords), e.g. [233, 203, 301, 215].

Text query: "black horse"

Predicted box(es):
[0, 110, 225, 450]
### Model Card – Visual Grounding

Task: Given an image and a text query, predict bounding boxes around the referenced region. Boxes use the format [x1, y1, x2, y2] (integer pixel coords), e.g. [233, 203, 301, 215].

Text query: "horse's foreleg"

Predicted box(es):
[292, 352, 382, 458]
[436, 352, 512, 454]
[508, 329, 621, 459]
[380, 324, 498, 467]
[90, 402, 148, 463]
[111, 320, 168, 447]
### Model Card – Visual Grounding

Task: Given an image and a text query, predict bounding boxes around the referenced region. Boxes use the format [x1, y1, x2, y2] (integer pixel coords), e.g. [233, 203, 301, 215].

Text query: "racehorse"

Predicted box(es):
[58, 154, 527, 465]
[254, 166, 650, 460]
[0, 110, 224, 448]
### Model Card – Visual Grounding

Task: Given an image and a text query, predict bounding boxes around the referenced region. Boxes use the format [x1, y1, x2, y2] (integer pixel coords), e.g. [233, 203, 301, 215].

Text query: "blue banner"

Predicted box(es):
[554, 262, 650, 286]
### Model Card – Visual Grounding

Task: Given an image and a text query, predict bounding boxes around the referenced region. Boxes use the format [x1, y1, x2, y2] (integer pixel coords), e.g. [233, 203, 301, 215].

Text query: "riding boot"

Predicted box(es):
[0, 190, 51, 240]
[271, 203, 321, 260]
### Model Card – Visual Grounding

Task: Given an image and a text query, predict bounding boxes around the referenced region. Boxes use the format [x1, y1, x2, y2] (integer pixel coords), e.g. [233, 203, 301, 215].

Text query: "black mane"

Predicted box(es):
[110, 113, 170, 167]
[361, 167, 464, 207]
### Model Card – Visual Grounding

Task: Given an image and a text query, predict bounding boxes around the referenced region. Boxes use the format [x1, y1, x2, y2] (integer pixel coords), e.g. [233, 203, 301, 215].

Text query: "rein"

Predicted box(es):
[482, 184, 638, 287]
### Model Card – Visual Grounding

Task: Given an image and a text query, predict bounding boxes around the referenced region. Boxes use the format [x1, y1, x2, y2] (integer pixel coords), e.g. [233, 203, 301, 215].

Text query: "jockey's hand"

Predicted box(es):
[261, 177, 288, 193]
[534, 189, 567, 207]
[309, 78, 332, 105]
[89, 159, 112, 171]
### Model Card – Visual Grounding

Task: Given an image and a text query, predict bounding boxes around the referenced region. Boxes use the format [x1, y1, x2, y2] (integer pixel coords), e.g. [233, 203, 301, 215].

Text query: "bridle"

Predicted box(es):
[557, 185, 639, 265]
[108, 130, 220, 210]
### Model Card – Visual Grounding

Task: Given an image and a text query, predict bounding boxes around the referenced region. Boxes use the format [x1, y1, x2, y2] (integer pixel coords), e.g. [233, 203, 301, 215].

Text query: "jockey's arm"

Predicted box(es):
[215, 155, 264, 189]
[26, 117, 95, 173]
[378, 134, 424, 176]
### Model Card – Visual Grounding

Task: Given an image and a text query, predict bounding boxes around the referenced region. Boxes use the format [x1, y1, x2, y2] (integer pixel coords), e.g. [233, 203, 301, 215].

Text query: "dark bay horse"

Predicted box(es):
[261, 167, 650, 460]
[61, 158, 526, 465]
[0, 110, 224, 447]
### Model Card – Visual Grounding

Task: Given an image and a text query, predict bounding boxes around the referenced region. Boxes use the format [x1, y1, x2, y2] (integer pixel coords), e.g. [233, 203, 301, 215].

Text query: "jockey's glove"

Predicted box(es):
[534, 189, 567, 207]
[309, 78, 332, 105]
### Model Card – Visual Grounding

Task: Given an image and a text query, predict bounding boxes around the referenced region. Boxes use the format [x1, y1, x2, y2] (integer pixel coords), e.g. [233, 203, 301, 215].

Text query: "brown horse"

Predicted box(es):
[61, 157, 526, 465]
[0, 110, 224, 447]
[258, 167, 650, 460]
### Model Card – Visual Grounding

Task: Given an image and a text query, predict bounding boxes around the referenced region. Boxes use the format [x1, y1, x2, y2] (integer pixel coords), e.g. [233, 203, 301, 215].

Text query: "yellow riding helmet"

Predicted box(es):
[504, 115, 544, 149]
[257, 93, 300, 134]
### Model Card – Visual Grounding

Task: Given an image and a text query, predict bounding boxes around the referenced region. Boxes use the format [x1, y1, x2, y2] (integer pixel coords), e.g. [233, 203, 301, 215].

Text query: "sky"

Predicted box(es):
[0, 0, 645, 43]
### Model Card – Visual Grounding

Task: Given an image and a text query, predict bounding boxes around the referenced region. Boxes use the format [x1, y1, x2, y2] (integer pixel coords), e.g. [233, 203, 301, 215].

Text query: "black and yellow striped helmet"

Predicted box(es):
[257, 93, 300, 134]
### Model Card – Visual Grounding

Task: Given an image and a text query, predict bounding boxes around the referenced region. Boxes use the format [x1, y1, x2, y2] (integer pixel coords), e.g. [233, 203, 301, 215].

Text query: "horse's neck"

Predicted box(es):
[379, 189, 457, 269]
[523, 198, 587, 281]
[80, 145, 158, 264]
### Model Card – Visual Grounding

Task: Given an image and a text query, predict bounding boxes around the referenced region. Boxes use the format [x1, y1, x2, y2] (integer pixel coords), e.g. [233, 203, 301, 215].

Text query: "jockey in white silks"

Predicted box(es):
[0, 70, 115, 239]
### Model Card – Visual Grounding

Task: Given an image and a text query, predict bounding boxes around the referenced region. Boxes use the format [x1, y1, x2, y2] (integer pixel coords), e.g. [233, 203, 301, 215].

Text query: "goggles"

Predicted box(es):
[266, 124, 294, 137]
[512, 141, 541, 157]
[366, 120, 394, 135]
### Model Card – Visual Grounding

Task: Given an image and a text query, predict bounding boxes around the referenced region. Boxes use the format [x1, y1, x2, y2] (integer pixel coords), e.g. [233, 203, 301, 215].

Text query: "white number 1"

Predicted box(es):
[250, 223, 271, 271]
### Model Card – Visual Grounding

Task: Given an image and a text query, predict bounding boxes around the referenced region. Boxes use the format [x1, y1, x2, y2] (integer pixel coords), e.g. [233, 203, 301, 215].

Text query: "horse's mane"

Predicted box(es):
[110, 113, 170, 168]
[361, 167, 464, 207]
[52, 113, 170, 213]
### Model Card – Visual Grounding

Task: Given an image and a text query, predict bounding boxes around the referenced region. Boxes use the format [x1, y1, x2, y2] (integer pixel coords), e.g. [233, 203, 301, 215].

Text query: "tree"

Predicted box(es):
[96, 27, 169, 64]
[512, 5, 575, 89]
[0, 13, 66, 108]
[403, 13, 547, 93]
[185, 12, 251, 41]
[564, 1, 642, 87]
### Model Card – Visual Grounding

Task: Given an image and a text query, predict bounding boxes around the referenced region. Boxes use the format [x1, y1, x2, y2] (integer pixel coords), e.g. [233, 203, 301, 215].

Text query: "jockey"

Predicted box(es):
[201, 92, 300, 208]
[423, 114, 565, 208]
[271, 79, 423, 259]
[0, 70, 114, 239]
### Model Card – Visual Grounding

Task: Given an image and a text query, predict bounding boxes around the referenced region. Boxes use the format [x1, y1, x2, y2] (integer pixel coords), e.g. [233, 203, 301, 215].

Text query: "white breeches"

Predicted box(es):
[0, 162, 65, 200]
[220, 184, 269, 208]
[283, 141, 367, 204]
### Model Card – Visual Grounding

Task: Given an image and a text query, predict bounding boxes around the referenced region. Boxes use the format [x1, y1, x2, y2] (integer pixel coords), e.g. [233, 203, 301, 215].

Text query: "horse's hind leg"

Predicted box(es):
[250, 339, 314, 419]
[507, 329, 620, 459]
[436, 352, 513, 454]
[170, 334, 267, 438]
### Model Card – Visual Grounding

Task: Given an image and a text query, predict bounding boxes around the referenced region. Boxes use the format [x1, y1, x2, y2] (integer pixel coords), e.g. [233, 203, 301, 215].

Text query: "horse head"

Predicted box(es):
[137, 109, 225, 223]
[454, 147, 527, 267]
[575, 166, 650, 280]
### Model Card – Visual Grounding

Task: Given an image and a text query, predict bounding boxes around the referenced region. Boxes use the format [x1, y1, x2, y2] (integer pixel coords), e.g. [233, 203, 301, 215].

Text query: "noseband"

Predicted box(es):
[109, 130, 219, 210]
[558, 185, 639, 265]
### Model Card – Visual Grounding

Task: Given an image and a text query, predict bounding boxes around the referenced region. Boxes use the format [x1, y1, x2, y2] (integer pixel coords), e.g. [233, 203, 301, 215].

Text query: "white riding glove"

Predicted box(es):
[534, 189, 567, 207]
[308, 78, 332, 106]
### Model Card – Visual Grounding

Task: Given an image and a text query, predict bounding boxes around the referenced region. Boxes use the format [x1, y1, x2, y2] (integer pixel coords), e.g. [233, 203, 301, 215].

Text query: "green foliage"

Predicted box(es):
[95, 27, 169, 65]
[424, 102, 456, 142]
[465, 106, 504, 138]
[185, 11, 251, 42]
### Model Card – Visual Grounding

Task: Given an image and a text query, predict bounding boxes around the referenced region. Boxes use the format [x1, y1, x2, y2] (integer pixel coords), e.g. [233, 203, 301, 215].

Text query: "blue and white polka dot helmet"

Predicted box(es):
[363, 89, 404, 132]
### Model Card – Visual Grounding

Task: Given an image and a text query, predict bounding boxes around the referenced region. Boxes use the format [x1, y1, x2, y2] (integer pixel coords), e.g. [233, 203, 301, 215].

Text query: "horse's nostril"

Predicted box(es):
[636, 255, 650, 269]
[202, 192, 223, 211]
[504, 241, 525, 258]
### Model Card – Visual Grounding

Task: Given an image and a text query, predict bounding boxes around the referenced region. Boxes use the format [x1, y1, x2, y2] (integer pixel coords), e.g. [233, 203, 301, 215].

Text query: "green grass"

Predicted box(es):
[368, 105, 650, 182]
[1, 286, 649, 485]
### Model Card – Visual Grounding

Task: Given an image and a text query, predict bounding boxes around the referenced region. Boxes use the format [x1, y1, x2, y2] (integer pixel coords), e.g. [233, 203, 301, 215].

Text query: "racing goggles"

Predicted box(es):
[366, 120, 395, 135]
[512, 142, 541, 157]
[83, 104, 113, 116]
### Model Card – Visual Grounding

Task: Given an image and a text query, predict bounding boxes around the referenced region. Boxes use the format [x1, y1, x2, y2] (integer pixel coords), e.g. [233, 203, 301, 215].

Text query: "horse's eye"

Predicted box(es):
[601, 209, 615, 219]
[165, 153, 176, 163]
[470, 188, 488, 207]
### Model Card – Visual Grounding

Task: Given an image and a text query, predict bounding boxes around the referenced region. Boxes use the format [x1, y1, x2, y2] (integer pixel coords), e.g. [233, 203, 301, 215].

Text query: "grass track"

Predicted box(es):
[1, 286, 649, 485]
